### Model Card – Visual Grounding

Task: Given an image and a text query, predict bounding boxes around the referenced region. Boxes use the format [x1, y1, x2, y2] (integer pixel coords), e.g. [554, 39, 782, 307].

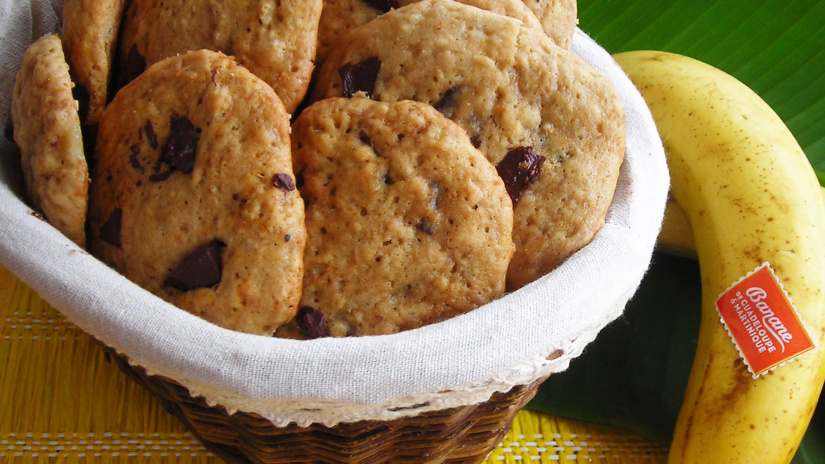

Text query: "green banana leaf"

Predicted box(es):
[578, 0, 825, 185]
[527, 1, 825, 460]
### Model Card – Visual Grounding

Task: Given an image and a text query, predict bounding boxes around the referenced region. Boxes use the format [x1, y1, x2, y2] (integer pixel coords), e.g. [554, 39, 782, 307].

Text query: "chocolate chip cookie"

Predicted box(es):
[61, 0, 125, 128]
[88, 50, 306, 335]
[11, 33, 89, 248]
[315, 0, 548, 68]
[117, 0, 322, 114]
[312, 0, 625, 289]
[289, 96, 514, 337]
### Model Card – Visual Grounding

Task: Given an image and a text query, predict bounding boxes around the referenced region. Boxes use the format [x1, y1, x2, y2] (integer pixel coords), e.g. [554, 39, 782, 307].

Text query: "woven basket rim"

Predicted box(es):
[101, 340, 548, 464]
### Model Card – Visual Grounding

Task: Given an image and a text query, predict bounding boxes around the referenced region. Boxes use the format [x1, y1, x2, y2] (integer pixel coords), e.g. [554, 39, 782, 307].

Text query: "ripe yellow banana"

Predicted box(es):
[614, 50, 825, 464]
[658, 186, 825, 258]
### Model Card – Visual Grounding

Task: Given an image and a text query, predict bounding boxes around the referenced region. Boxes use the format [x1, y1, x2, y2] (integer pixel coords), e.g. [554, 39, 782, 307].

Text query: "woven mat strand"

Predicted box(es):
[0, 262, 668, 463]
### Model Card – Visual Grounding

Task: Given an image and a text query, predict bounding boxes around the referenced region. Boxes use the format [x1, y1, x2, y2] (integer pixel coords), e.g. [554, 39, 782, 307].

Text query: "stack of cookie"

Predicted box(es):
[9, 0, 624, 340]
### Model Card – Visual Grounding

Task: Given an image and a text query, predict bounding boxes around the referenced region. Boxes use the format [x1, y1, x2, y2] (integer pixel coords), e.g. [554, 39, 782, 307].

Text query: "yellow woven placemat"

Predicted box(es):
[0, 262, 668, 463]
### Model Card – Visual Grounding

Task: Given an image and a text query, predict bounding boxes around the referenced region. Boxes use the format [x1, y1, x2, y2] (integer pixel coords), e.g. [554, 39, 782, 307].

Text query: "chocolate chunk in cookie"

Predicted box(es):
[363, 0, 401, 13]
[159, 114, 199, 175]
[164, 239, 226, 291]
[339, 56, 381, 98]
[272, 173, 296, 191]
[496, 146, 546, 205]
[99, 207, 123, 248]
[295, 306, 328, 339]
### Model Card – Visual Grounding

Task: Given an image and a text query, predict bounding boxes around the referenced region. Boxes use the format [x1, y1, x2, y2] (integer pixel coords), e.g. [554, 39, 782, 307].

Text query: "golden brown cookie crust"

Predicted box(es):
[118, 0, 322, 114]
[61, 0, 125, 127]
[88, 50, 306, 335]
[291, 97, 514, 337]
[312, 0, 625, 289]
[11, 33, 89, 248]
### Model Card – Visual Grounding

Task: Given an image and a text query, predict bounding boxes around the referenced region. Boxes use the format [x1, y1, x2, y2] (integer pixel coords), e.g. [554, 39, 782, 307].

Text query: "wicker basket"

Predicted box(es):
[102, 342, 546, 464]
[0, 10, 669, 462]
